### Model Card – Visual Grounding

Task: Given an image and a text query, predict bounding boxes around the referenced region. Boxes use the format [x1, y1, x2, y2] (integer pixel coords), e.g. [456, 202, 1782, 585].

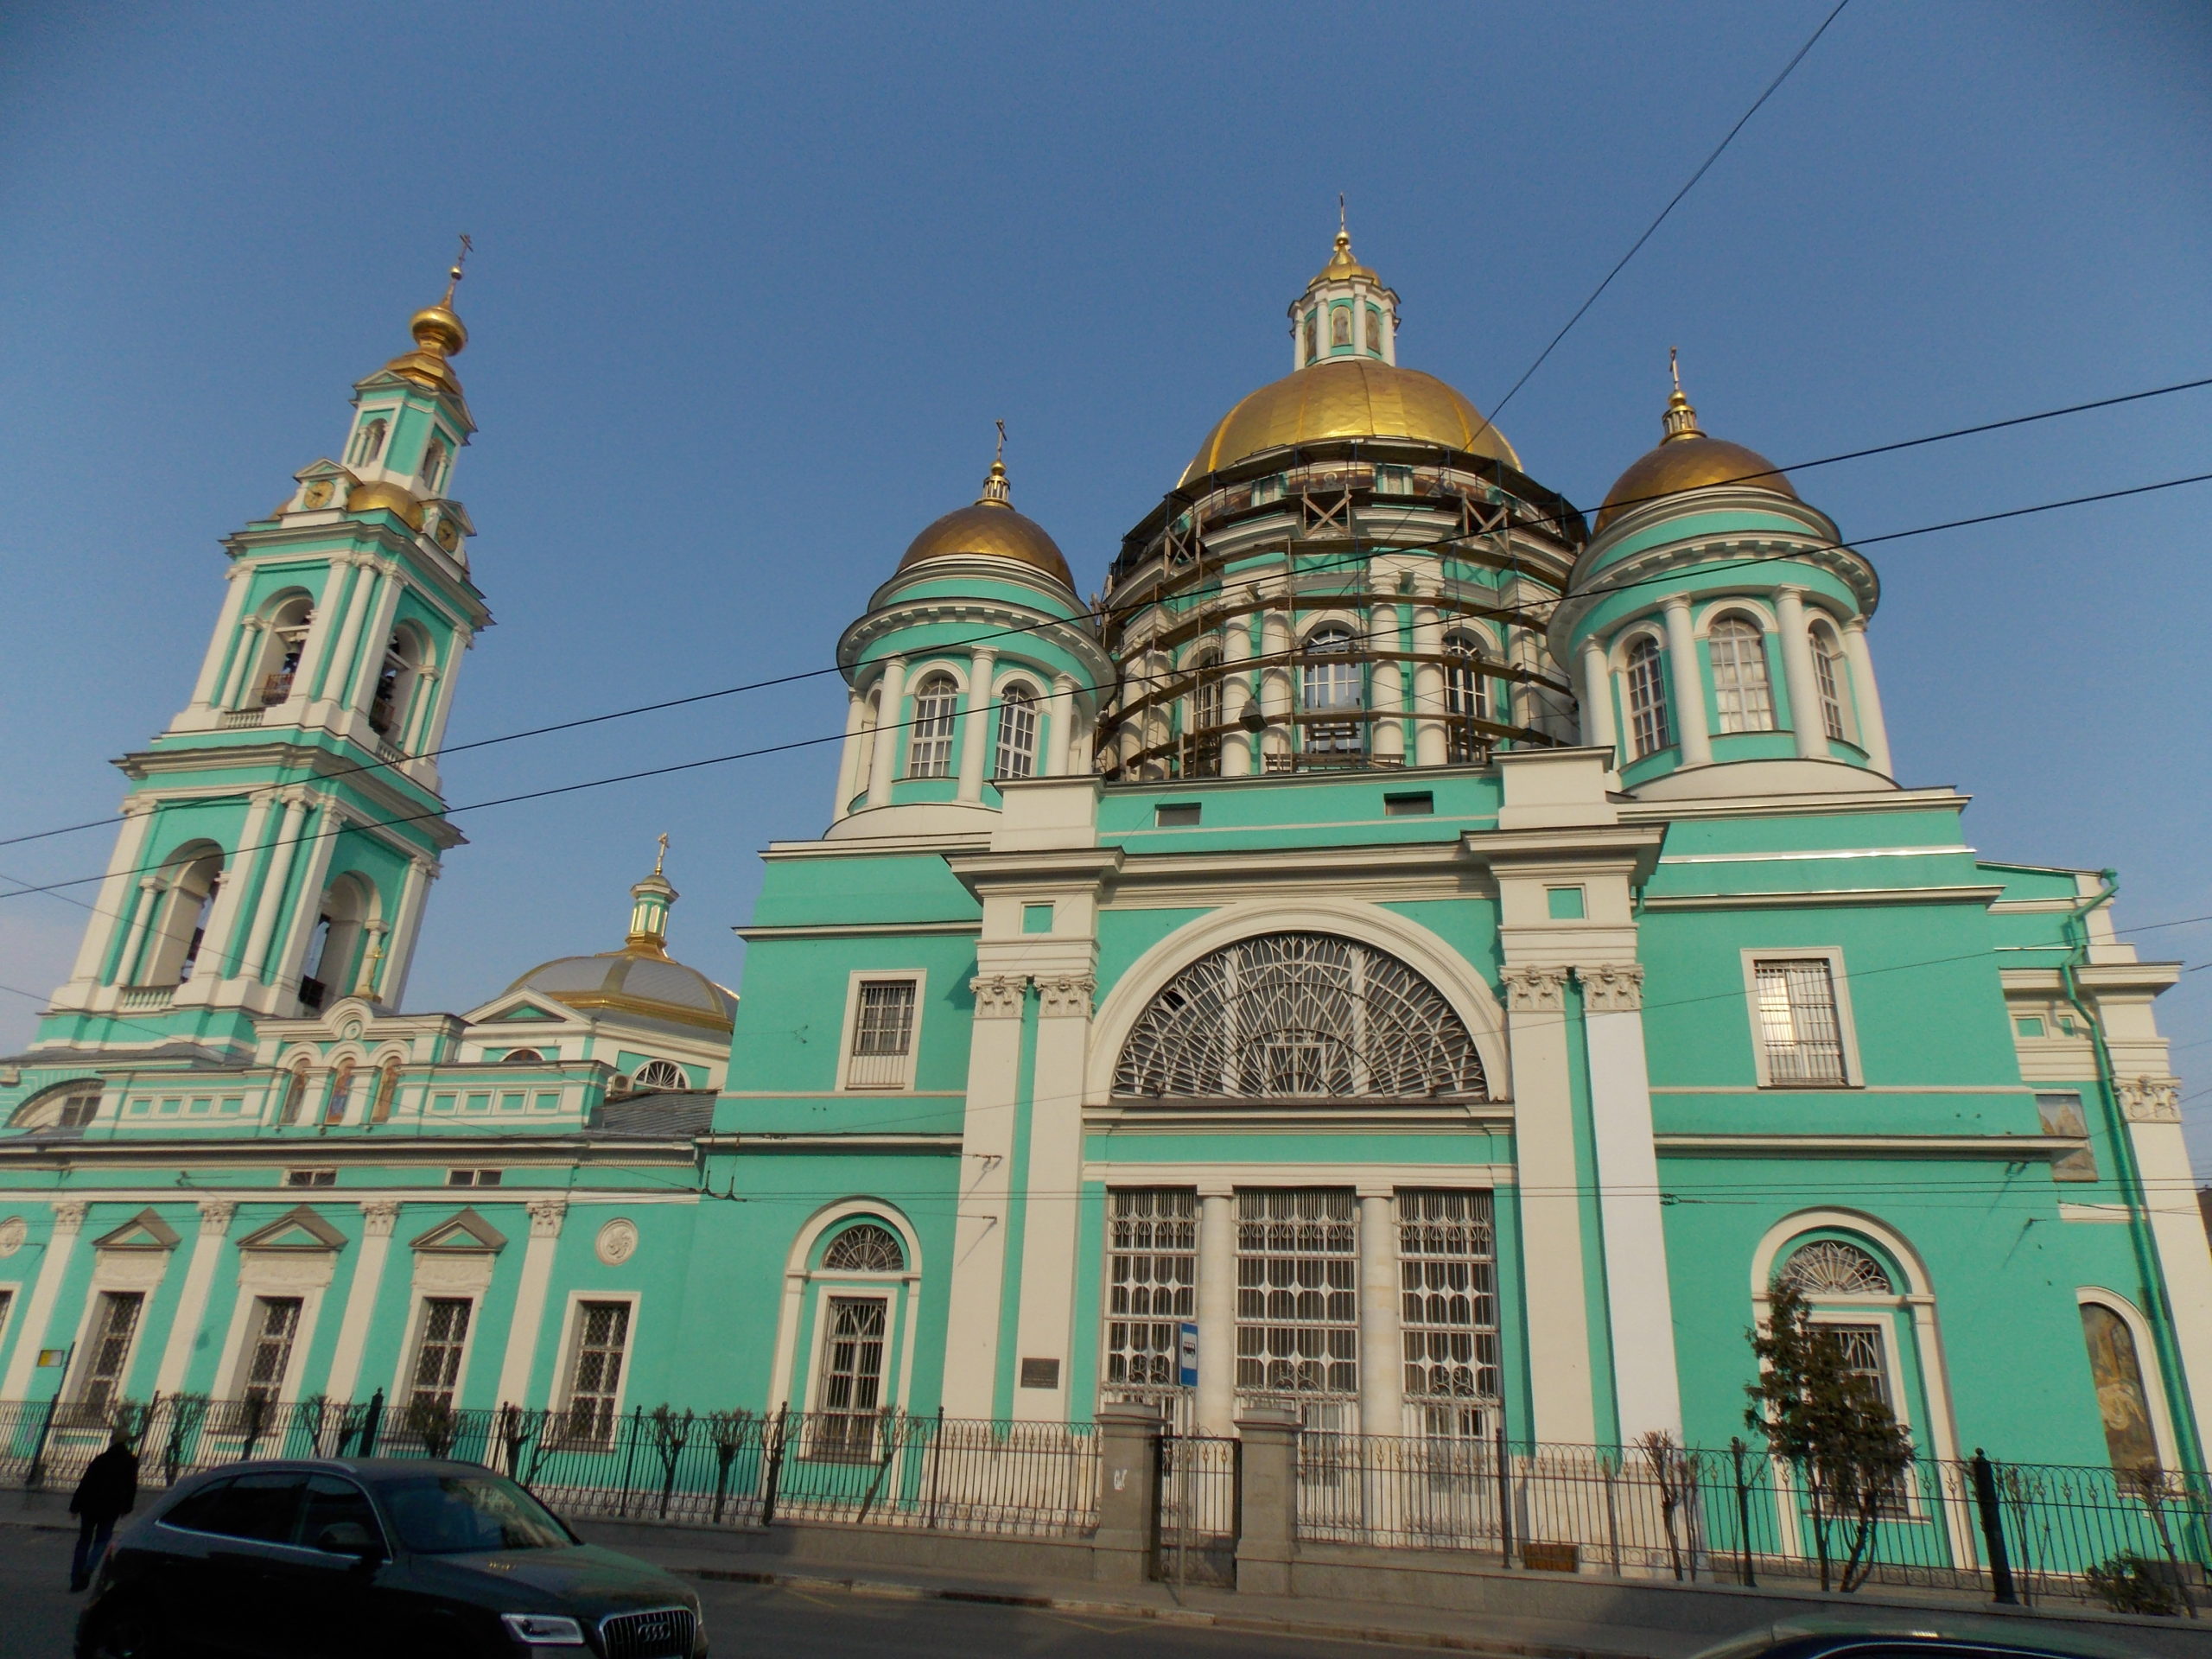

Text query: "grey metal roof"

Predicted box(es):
[586, 1091, 715, 1140]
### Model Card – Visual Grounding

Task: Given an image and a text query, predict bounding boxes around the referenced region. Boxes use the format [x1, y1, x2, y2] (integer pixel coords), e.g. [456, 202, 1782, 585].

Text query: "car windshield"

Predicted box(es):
[378, 1473, 572, 1554]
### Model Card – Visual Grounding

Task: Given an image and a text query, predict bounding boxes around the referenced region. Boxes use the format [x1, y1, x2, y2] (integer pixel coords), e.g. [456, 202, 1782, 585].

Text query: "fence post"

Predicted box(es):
[1234, 1404, 1300, 1595]
[1730, 1437, 1756, 1588]
[1970, 1450, 2018, 1605]
[924, 1407, 944, 1532]
[26, 1393, 60, 1491]
[359, 1389, 383, 1458]
[615, 1408, 641, 1519]
[1494, 1421, 1515, 1569]
[1093, 1401, 1162, 1584]
[761, 1405, 787, 1528]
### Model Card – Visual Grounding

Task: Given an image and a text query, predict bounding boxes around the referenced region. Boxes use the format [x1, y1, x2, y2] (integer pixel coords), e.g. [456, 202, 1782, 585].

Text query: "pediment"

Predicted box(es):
[293, 459, 355, 483]
[94, 1208, 181, 1251]
[236, 1205, 347, 1252]
[410, 1207, 506, 1254]
[477, 1001, 564, 1024]
[465, 991, 579, 1028]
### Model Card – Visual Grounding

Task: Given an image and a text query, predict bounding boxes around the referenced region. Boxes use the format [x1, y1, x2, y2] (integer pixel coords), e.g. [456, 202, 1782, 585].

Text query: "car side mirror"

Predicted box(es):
[313, 1522, 385, 1567]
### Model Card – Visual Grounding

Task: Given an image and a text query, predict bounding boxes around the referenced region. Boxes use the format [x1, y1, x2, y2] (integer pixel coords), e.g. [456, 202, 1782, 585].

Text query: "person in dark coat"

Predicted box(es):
[68, 1433, 139, 1592]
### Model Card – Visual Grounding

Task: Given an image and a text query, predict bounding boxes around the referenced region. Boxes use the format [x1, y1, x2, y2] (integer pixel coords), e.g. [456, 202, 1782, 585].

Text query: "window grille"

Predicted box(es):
[242, 1298, 302, 1406]
[1708, 618, 1775, 733]
[1114, 931, 1485, 1100]
[1398, 1192, 1500, 1432]
[1831, 1325, 1894, 1411]
[562, 1300, 632, 1445]
[1626, 637, 1671, 758]
[408, 1298, 472, 1412]
[812, 1296, 888, 1459]
[1781, 1239, 1892, 1296]
[78, 1292, 144, 1415]
[632, 1058, 686, 1090]
[823, 1224, 906, 1272]
[1187, 661, 1224, 778]
[1813, 631, 1848, 741]
[906, 675, 958, 778]
[1300, 626, 1363, 754]
[1103, 1190, 1197, 1415]
[994, 684, 1039, 779]
[1443, 634, 1491, 764]
[1754, 958, 1848, 1084]
[1236, 1189, 1357, 1423]
[847, 980, 917, 1089]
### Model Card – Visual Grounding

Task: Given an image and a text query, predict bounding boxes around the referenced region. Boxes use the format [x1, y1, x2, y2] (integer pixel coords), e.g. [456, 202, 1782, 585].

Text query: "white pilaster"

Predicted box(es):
[289, 560, 354, 709]
[957, 648, 999, 803]
[495, 1199, 569, 1408]
[1357, 1191, 1404, 1436]
[1045, 676, 1078, 778]
[418, 632, 470, 756]
[316, 556, 378, 709]
[269, 798, 343, 1004]
[215, 617, 265, 712]
[324, 1201, 399, 1402]
[188, 568, 255, 710]
[344, 561, 405, 715]
[116, 876, 165, 988]
[1220, 619, 1255, 777]
[0, 1202, 87, 1399]
[154, 1201, 237, 1395]
[833, 690, 868, 817]
[1774, 588, 1826, 760]
[1580, 637, 1617, 760]
[1370, 602, 1404, 764]
[240, 791, 311, 982]
[1661, 596, 1711, 766]
[1196, 1190, 1237, 1435]
[1011, 973, 1092, 1421]
[939, 973, 1027, 1417]
[1261, 607, 1294, 766]
[58, 803, 160, 1000]
[376, 856, 437, 1010]
[867, 657, 908, 803]
[1412, 596, 1446, 766]
[1840, 618, 1893, 776]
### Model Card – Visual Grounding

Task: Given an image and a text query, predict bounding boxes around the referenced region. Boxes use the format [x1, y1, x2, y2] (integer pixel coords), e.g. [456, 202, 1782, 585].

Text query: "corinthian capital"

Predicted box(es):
[525, 1198, 569, 1238]
[1037, 974, 1096, 1020]
[1499, 965, 1568, 1013]
[51, 1200, 88, 1233]
[1578, 963, 1645, 1013]
[2120, 1076, 2183, 1124]
[197, 1200, 238, 1236]
[359, 1199, 402, 1236]
[970, 974, 1027, 1019]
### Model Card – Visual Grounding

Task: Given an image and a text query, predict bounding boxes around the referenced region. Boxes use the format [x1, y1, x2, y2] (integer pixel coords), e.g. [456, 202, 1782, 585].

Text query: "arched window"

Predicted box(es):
[419, 437, 448, 495]
[993, 683, 1039, 780]
[1625, 636, 1671, 759]
[1780, 1239, 1893, 1296]
[348, 417, 388, 467]
[299, 875, 371, 1014]
[369, 1058, 402, 1123]
[502, 1049, 543, 1065]
[1330, 308, 1351, 348]
[140, 847, 223, 988]
[369, 627, 425, 742]
[1303, 310, 1319, 363]
[1365, 307, 1382, 353]
[1811, 625, 1848, 741]
[823, 1223, 906, 1272]
[1114, 931, 1488, 1100]
[1184, 652, 1224, 778]
[257, 595, 315, 708]
[2081, 1301, 2161, 1471]
[1443, 633, 1490, 764]
[1301, 625, 1362, 754]
[322, 1060, 356, 1127]
[1708, 616, 1775, 733]
[906, 674, 958, 778]
[278, 1066, 309, 1124]
[8, 1080, 101, 1132]
[632, 1058, 688, 1090]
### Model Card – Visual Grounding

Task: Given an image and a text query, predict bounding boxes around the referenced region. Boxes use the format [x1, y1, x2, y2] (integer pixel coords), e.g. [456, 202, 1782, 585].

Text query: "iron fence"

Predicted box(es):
[1295, 1429, 2212, 1611]
[1154, 1433, 1239, 1587]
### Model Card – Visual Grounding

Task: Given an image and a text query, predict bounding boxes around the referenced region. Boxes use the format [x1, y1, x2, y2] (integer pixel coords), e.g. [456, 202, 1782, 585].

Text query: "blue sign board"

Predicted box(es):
[1177, 1320, 1199, 1388]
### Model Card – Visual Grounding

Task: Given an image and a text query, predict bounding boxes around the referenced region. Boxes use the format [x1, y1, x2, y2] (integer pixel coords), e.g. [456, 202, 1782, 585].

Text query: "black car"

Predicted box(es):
[77, 1457, 706, 1659]
[1688, 1615, 2145, 1659]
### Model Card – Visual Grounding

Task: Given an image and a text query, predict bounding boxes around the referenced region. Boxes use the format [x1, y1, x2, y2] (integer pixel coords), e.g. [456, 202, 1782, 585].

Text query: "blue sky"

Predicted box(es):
[2, 3, 2207, 1157]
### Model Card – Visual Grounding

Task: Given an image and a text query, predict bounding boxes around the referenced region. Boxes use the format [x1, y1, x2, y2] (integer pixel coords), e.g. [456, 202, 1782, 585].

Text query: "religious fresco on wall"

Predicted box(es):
[2081, 1301, 2160, 1471]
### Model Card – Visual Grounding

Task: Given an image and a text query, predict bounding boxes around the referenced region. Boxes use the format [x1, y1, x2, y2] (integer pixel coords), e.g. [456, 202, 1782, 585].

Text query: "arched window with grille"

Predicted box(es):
[1187, 652, 1224, 777]
[1708, 616, 1775, 733]
[1811, 624, 1849, 741]
[993, 683, 1039, 779]
[1625, 636, 1671, 759]
[823, 1223, 906, 1272]
[1300, 625, 1363, 755]
[632, 1058, 688, 1090]
[1443, 633, 1491, 764]
[906, 673, 958, 778]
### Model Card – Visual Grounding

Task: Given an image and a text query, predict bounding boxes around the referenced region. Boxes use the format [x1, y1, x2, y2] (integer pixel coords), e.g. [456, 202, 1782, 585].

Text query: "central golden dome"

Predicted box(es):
[1179, 358, 1520, 486]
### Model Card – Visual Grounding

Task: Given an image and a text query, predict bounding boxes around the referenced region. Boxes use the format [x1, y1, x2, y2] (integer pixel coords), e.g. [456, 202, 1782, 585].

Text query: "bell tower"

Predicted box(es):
[35, 260, 494, 1057]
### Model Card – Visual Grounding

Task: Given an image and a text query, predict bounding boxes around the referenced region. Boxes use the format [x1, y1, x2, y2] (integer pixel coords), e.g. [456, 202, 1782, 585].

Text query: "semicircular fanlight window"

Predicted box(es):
[1780, 1239, 1893, 1296]
[823, 1223, 906, 1273]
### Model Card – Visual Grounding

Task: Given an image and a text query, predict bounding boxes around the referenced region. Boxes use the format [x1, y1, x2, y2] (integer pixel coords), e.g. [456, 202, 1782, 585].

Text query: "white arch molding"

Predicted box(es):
[1084, 899, 1510, 1106]
[765, 1198, 925, 1415]
[2075, 1286, 2183, 1474]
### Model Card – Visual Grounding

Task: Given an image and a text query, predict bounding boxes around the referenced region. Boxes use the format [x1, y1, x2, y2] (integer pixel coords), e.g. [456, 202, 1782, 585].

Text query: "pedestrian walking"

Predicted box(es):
[68, 1432, 139, 1592]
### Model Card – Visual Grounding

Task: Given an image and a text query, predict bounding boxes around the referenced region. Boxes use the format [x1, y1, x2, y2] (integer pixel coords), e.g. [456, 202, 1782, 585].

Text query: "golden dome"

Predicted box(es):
[895, 458, 1075, 589]
[1593, 364, 1796, 532]
[344, 479, 425, 530]
[1179, 357, 1520, 486]
[1308, 227, 1377, 288]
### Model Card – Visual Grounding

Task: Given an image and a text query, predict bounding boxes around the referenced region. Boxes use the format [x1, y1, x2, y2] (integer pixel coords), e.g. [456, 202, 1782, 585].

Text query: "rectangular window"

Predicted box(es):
[810, 1296, 888, 1459]
[76, 1292, 145, 1416]
[1398, 1191, 1500, 1436]
[241, 1298, 303, 1405]
[993, 689, 1039, 780]
[1103, 1190, 1197, 1420]
[1383, 791, 1433, 817]
[407, 1298, 472, 1412]
[560, 1300, 632, 1446]
[1813, 639, 1848, 741]
[1372, 465, 1416, 495]
[1753, 958, 1849, 1085]
[2015, 1016, 2046, 1038]
[1155, 803, 1201, 827]
[1022, 902, 1055, 935]
[1546, 886, 1586, 920]
[284, 1168, 336, 1187]
[1236, 1189, 1357, 1428]
[446, 1168, 502, 1187]
[1626, 641, 1671, 759]
[846, 981, 917, 1089]
[905, 678, 958, 779]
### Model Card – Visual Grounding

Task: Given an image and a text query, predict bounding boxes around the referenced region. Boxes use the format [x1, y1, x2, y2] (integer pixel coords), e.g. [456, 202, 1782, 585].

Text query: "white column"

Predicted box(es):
[1579, 965, 1682, 1444]
[939, 974, 1027, 1417]
[290, 560, 356, 708]
[1500, 967, 1597, 1445]
[1357, 1191, 1403, 1437]
[116, 876, 166, 988]
[315, 557, 378, 709]
[832, 689, 868, 817]
[1370, 603, 1403, 764]
[957, 648, 999, 802]
[1196, 1190, 1237, 1436]
[215, 618, 265, 712]
[1661, 596, 1711, 767]
[154, 1201, 237, 1394]
[1045, 676, 1078, 778]
[1773, 587, 1826, 761]
[324, 1201, 399, 1402]
[1580, 637, 1618, 760]
[1260, 608, 1294, 768]
[418, 632, 470, 756]
[342, 563, 405, 714]
[376, 856, 437, 1011]
[168, 792, 273, 1003]
[189, 569, 255, 709]
[866, 657, 907, 804]
[1220, 617, 1255, 777]
[1840, 618, 1893, 776]
[403, 666, 444, 755]
[270, 798, 342, 1001]
[1, 1202, 87, 1399]
[240, 791, 311, 982]
[1011, 975, 1093, 1421]
[1412, 598, 1446, 766]
[495, 1200, 569, 1408]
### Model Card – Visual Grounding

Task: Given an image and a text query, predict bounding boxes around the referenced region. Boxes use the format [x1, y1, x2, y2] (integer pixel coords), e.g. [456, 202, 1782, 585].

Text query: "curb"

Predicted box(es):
[671, 1565, 1662, 1659]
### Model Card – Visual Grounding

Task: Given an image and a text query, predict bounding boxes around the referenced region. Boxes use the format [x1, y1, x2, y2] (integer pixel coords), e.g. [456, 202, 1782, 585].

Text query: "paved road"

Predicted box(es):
[0, 1523, 1423, 1659]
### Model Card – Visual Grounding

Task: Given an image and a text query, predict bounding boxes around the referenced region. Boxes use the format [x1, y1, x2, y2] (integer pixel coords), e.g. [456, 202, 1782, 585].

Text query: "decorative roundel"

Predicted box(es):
[340, 1020, 363, 1041]
[0, 1216, 24, 1256]
[595, 1218, 639, 1266]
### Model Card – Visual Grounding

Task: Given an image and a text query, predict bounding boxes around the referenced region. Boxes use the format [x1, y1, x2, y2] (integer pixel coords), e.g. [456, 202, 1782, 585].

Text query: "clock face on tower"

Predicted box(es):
[302, 480, 334, 509]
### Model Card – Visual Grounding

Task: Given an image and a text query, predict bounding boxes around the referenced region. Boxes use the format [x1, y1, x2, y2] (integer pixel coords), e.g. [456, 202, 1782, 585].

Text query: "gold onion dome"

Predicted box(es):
[383, 257, 469, 397]
[895, 452, 1074, 589]
[1309, 226, 1377, 287]
[1594, 354, 1797, 533]
[1180, 358, 1521, 486]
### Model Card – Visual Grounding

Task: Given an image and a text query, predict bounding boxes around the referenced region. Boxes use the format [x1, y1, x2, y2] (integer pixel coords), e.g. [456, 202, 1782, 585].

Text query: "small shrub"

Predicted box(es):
[2087, 1551, 2183, 1617]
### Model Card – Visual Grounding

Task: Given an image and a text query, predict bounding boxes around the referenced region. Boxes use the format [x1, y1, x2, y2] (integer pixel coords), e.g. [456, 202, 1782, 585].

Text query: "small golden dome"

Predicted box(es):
[1180, 357, 1519, 486]
[895, 454, 1074, 589]
[345, 479, 425, 531]
[1309, 227, 1377, 288]
[1593, 362, 1796, 532]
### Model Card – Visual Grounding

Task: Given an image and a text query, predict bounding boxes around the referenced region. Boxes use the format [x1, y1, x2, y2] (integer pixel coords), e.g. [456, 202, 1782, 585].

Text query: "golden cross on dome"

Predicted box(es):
[1338, 194, 1347, 238]
[441, 233, 474, 305]
[1670, 345, 1681, 396]
[995, 419, 1006, 466]
[653, 832, 669, 876]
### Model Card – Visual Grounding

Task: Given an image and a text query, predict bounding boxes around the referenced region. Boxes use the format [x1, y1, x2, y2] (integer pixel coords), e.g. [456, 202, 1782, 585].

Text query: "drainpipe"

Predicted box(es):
[2056, 871, 2205, 1473]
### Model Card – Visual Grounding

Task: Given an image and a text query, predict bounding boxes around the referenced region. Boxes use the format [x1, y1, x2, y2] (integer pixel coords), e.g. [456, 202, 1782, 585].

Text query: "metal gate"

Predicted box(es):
[1153, 1433, 1239, 1587]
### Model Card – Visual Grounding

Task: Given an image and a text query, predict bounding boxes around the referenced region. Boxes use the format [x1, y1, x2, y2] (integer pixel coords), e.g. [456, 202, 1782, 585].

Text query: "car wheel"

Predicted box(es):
[78, 1606, 162, 1659]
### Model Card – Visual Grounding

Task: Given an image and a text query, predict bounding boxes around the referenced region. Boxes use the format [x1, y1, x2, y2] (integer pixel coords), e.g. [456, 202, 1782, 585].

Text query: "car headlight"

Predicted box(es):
[501, 1613, 587, 1646]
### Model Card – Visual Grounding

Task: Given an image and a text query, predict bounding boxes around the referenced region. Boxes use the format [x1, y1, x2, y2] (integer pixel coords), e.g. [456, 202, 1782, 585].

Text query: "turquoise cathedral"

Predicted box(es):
[1, 233, 2202, 1485]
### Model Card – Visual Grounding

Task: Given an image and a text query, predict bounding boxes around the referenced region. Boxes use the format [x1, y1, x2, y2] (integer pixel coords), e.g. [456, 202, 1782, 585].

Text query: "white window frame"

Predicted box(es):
[836, 969, 925, 1093]
[904, 671, 962, 779]
[993, 679, 1040, 780]
[1740, 947, 1862, 1089]
[231, 1294, 308, 1406]
[2075, 1288, 2183, 1475]
[68, 1288, 150, 1414]
[807, 1290, 894, 1457]
[1622, 630, 1671, 760]
[394, 1292, 480, 1414]
[550, 1289, 641, 1446]
[1706, 613, 1777, 734]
